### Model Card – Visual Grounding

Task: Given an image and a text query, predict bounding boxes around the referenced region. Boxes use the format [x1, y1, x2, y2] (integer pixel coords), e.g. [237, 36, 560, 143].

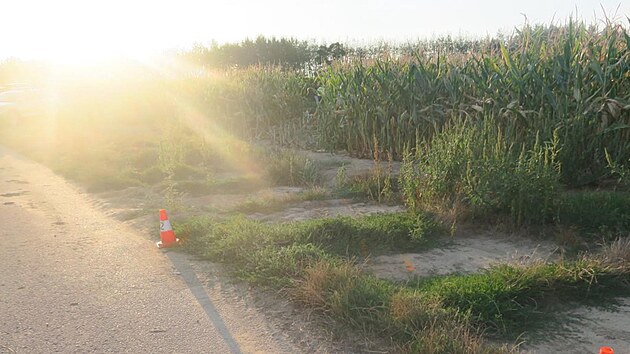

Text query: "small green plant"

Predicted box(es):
[158, 127, 186, 210]
[298, 186, 330, 201]
[606, 149, 630, 187]
[242, 244, 331, 287]
[368, 139, 395, 203]
[333, 165, 348, 189]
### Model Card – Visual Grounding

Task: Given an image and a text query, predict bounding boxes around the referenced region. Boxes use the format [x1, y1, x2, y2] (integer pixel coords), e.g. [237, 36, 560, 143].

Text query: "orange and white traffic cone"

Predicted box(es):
[600, 347, 614, 354]
[157, 209, 179, 249]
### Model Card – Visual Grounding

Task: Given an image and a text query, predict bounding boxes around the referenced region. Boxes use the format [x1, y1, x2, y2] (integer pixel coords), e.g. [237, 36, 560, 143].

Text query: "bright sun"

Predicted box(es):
[0, 0, 226, 64]
[0, 0, 272, 64]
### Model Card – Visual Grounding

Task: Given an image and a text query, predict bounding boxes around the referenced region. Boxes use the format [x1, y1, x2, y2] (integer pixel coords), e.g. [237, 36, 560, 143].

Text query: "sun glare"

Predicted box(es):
[1, 1, 193, 64]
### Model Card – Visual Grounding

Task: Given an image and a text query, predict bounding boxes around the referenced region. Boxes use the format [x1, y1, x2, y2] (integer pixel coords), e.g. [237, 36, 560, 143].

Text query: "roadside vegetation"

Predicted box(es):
[176, 215, 630, 352]
[1, 17, 629, 353]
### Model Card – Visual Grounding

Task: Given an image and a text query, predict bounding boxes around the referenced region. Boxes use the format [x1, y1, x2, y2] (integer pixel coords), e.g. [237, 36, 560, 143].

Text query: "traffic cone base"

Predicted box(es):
[156, 238, 180, 249]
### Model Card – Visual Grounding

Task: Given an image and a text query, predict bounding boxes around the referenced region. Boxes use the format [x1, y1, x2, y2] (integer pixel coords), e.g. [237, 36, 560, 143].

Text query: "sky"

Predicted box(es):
[0, 0, 627, 62]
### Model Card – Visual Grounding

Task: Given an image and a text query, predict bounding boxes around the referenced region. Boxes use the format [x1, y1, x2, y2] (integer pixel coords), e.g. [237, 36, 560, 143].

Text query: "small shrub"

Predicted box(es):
[232, 187, 330, 214]
[606, 150, 630, 187]
[600, 237, 630, 267]
[298, 186, 330, 201]
[295, 261, 395, 330]
[174, 180, 214, 196]
[128, 147, 159, 170]
[172, 163, 207, 181]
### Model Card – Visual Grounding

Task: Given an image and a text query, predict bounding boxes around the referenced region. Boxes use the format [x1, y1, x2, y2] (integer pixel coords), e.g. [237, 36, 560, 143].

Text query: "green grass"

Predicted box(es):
[558, 191, 630, 234]
[177, 210, 630, 352]
[414, 259, 630, 337]
[333, 149, 398, 203]
[173, 176, 265, 196]
[231, 197, 291, 214]
[179, 212, 441, 264]
[399, 120, 561, 225]
[178, 213, 508, 353]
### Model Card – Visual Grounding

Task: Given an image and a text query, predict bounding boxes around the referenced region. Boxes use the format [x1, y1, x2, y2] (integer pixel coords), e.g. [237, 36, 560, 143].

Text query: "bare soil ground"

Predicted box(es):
[249, 199, 404, 223]
[522, 298, 630, 353]
[367, 230, 559, 281]
[302, 150, 401, 187]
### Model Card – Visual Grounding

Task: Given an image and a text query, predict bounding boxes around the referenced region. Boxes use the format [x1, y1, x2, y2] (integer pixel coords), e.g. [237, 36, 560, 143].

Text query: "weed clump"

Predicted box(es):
[335, 142, 397, 203]
[243, 244, 331, 287]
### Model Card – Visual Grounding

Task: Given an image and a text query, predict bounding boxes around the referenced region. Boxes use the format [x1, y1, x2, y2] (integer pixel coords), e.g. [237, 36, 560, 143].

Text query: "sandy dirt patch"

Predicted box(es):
[303, 150, 401, 187]
[249, 198, 404, 222]
[367, 230, 560, 281]
[522, 298, 630, 353]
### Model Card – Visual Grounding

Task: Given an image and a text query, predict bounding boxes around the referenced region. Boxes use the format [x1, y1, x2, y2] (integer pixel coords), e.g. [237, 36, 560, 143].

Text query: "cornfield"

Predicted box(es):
[159, 20, 630, 187]
[314, 21, 630, 186]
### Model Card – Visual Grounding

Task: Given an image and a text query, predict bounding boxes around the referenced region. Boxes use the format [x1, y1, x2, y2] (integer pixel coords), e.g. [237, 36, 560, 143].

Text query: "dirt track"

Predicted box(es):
[0, 148, 302, 353]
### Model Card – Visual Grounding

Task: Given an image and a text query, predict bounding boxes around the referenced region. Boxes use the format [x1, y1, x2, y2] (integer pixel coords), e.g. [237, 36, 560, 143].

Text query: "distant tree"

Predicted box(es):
[315, 42, 347, 64]
[181, 36, 316, 69]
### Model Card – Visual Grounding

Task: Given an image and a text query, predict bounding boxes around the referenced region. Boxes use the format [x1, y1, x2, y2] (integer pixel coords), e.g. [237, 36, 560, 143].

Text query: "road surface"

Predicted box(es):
[0, 148, 300, 353]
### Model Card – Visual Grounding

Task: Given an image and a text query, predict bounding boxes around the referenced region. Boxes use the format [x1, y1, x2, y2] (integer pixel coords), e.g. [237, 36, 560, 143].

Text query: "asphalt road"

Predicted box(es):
[0, 148, 295, 353]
